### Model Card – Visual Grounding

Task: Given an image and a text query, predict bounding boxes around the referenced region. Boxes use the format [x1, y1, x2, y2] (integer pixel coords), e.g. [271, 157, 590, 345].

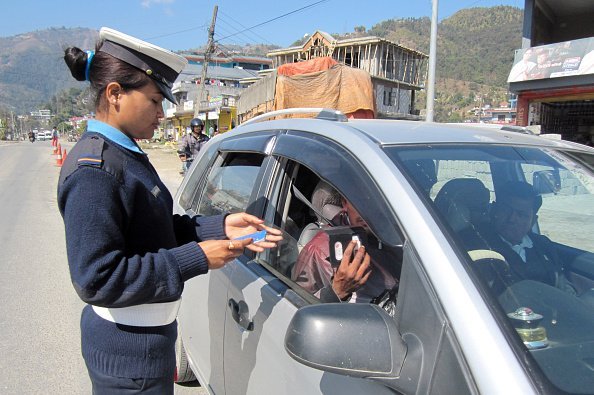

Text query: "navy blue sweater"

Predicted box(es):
[58, 121, 226, 378]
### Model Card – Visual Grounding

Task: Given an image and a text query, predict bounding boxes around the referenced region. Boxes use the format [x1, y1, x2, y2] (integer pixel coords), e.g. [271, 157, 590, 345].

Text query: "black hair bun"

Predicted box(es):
[64, 47, 88, 82]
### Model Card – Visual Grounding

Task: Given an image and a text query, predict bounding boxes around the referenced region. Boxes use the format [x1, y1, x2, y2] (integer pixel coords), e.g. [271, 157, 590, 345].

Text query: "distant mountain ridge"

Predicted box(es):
[0, 27, 98, 114]
[369, 6, 523, 87]
[1, 6, 523, 119]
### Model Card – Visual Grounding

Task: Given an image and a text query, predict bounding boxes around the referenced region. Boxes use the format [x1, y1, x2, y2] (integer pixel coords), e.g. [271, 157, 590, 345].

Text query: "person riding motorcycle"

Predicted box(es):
[178, 118, 209, 174]
[28, 131, 35, 143]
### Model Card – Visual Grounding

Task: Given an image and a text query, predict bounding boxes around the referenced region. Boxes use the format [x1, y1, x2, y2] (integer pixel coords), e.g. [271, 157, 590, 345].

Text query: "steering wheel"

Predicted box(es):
[467, 249, 512, 294]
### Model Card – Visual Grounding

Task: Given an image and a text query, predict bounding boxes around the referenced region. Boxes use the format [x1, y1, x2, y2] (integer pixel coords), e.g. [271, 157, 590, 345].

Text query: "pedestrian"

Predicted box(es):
[51, 126, 59, 145]
[59, 27, 281, 394]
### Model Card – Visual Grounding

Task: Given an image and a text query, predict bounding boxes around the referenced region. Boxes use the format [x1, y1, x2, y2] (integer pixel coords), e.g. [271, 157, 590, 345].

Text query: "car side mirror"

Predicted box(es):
[284, 303, 406, 379]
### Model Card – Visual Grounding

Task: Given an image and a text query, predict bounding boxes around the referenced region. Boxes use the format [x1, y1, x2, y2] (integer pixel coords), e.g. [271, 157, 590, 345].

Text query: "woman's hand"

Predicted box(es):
[224, 213, 282, 252]
[332, 241, 372, 300]
[199, 238, 254, 270]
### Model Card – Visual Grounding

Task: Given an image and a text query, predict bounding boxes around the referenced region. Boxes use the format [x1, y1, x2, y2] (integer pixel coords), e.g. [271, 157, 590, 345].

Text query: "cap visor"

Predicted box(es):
[154, 79, 178, 104]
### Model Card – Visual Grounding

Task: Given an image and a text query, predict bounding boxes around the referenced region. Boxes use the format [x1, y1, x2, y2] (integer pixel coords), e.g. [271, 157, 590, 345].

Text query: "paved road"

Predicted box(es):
[0, 139, 203, 394]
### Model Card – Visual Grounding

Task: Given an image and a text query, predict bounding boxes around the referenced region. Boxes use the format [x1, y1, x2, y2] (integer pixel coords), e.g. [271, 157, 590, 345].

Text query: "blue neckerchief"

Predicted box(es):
[86, 119, 146, 155]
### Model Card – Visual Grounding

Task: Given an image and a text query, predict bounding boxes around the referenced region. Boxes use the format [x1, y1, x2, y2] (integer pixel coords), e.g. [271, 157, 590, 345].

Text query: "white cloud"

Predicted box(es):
[141, 0, 175, 8]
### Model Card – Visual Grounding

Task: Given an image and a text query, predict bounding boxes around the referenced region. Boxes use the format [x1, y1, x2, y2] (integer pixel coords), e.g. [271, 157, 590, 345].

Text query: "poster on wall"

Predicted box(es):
[508, 38, 594, 83]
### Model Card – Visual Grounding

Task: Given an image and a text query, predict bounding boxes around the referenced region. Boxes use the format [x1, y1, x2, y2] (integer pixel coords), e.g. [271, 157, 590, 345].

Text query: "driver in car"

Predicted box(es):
[462, 181, 576, 295]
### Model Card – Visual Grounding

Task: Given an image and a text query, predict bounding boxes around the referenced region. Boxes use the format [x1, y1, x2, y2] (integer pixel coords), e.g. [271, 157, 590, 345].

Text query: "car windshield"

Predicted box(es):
[385, 143, 594, 394]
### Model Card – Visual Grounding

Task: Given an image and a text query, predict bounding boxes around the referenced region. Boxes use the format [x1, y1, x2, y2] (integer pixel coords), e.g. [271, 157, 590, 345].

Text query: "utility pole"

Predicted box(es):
[10, 111, 15, 138]
[425, 0, 439, 122]
[194, 5, 218, 121]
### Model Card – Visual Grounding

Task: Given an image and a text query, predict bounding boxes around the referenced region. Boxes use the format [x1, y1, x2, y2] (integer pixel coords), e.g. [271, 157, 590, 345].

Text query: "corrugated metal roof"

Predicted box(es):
[181, 54, 272, 64]
[176, 64, 259, 83]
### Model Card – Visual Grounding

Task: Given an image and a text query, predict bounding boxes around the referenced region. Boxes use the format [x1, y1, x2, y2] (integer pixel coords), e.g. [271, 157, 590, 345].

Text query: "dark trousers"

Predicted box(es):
[87, 366, 173, 395]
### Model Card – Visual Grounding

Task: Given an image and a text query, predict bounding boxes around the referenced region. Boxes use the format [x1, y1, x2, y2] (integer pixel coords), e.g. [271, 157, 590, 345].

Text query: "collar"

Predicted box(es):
[87, 119, 146, 155]
[501, 234, 534, 250]
[500, 234, 534, 263]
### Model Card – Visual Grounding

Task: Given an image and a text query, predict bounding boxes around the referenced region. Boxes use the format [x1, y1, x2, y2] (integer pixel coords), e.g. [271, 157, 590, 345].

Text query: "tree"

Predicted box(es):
[76, 120, 87, 135]
[57, 121, 73, 134]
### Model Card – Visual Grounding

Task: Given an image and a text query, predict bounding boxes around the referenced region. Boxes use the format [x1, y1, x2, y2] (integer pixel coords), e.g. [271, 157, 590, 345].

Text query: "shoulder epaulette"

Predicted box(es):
[77, 135, 105, 168]
[59, 134, 127, 187]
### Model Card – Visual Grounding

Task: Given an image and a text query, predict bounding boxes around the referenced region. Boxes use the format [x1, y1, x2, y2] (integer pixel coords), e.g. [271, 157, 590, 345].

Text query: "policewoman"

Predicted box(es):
[59, 28, 281, 394]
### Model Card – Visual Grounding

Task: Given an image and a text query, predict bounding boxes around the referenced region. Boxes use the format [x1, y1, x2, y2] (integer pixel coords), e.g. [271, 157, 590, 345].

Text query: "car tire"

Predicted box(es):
[174, 329, 196, 383]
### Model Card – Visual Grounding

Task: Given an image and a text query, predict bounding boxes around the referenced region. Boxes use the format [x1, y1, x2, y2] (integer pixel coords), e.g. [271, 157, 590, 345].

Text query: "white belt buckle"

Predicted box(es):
[92, 299, 181, 327]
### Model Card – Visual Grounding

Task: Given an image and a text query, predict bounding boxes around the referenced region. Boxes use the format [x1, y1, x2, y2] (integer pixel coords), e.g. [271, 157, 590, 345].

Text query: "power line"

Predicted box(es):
[215, 0, 329, 43]
[145, 23, 209, 42]
[214, 23, 252, 47]
[218, 10, 276, 45]
[216, 19, 259, 46]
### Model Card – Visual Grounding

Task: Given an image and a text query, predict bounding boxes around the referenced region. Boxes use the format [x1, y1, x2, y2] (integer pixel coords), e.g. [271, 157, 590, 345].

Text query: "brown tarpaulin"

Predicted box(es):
[274, 61, 375, 118]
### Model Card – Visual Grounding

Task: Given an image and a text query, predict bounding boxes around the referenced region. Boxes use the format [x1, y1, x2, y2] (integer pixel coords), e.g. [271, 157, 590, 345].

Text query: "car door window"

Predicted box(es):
[257, 135, 403, 305]
[178, 141, 219, 210]
[193, 152, 265, 215]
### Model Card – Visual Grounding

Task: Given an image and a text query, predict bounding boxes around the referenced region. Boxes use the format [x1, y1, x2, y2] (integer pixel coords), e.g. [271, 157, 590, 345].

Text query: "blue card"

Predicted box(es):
[234, 230, 267, 243]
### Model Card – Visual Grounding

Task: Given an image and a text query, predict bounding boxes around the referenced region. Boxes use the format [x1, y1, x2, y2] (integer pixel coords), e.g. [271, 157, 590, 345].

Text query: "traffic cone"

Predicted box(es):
[55, 148, 63, 167]
[62, 149, 68, 162]
[52, 143, 58, 155]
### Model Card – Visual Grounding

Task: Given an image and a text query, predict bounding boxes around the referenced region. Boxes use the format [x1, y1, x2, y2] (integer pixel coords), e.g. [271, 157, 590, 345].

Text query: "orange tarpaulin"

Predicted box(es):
[274, 61, 375, 118]
[277, 57, 338, 76]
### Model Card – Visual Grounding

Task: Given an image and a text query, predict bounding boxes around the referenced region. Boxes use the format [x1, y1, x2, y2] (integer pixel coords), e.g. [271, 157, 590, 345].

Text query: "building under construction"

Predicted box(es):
[238, 31, 428, 122]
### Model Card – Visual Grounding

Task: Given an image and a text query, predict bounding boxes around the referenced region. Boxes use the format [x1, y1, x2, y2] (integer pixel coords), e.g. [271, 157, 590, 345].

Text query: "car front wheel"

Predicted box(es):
[174, 329, 196, 383]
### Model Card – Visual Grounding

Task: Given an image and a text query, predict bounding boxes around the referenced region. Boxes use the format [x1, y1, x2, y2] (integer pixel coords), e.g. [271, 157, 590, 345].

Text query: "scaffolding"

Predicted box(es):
[268, 34, 427, 89]
[266, 32, 428, 119]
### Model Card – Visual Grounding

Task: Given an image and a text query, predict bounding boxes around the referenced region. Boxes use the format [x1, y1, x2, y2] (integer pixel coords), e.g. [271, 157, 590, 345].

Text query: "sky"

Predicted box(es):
[1, 0, 524, 52]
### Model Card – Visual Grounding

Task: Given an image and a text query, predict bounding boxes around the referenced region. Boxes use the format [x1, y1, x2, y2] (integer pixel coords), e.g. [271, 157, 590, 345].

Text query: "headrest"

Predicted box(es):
[311, 180, 342, 222]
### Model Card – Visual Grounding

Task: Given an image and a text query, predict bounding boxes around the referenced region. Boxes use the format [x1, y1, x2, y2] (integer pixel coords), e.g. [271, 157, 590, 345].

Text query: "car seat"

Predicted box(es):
[434, 178, 490, 232]
[297, 180, 342, 253]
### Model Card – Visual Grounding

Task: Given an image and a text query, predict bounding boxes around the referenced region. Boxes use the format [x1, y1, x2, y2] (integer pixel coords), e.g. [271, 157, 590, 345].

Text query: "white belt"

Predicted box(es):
[92, 299, 181, 327]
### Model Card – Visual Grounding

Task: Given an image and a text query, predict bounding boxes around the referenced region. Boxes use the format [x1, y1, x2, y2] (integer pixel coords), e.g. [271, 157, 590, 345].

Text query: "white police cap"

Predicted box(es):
[99, 27, 188, 104]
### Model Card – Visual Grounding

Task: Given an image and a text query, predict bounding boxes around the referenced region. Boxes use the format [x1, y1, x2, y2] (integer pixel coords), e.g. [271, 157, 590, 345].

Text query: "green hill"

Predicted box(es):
[0, 27, 97, 114]
[369, 6, 523, 121]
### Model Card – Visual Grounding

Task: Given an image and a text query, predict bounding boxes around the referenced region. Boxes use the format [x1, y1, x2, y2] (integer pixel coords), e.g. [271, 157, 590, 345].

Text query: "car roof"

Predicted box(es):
[232, 117, 594, 152]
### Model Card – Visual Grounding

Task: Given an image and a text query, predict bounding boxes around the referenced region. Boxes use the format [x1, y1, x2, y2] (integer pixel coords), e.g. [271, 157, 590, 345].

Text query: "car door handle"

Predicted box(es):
[228, 298, 254, 331]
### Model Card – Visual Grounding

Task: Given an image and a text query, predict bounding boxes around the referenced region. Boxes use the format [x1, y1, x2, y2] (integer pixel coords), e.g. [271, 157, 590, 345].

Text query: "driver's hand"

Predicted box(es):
[331, 241, 371, 300]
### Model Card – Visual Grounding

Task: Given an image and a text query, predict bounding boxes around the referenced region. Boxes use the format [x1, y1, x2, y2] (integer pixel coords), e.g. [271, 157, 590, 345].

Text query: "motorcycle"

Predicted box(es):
[29, 135, 35, 143]
[177, 149, 193, 176]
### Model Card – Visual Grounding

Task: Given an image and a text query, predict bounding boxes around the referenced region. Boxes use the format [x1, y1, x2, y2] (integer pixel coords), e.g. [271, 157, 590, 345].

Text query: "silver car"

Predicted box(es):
[173, 110, 594, 394]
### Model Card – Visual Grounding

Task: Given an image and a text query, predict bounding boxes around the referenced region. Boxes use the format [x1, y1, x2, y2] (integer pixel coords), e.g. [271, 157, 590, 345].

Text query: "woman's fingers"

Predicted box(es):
[229, 237, 253, 252]
[200, 238, 252, 270]
[224, 212, 283, 242]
